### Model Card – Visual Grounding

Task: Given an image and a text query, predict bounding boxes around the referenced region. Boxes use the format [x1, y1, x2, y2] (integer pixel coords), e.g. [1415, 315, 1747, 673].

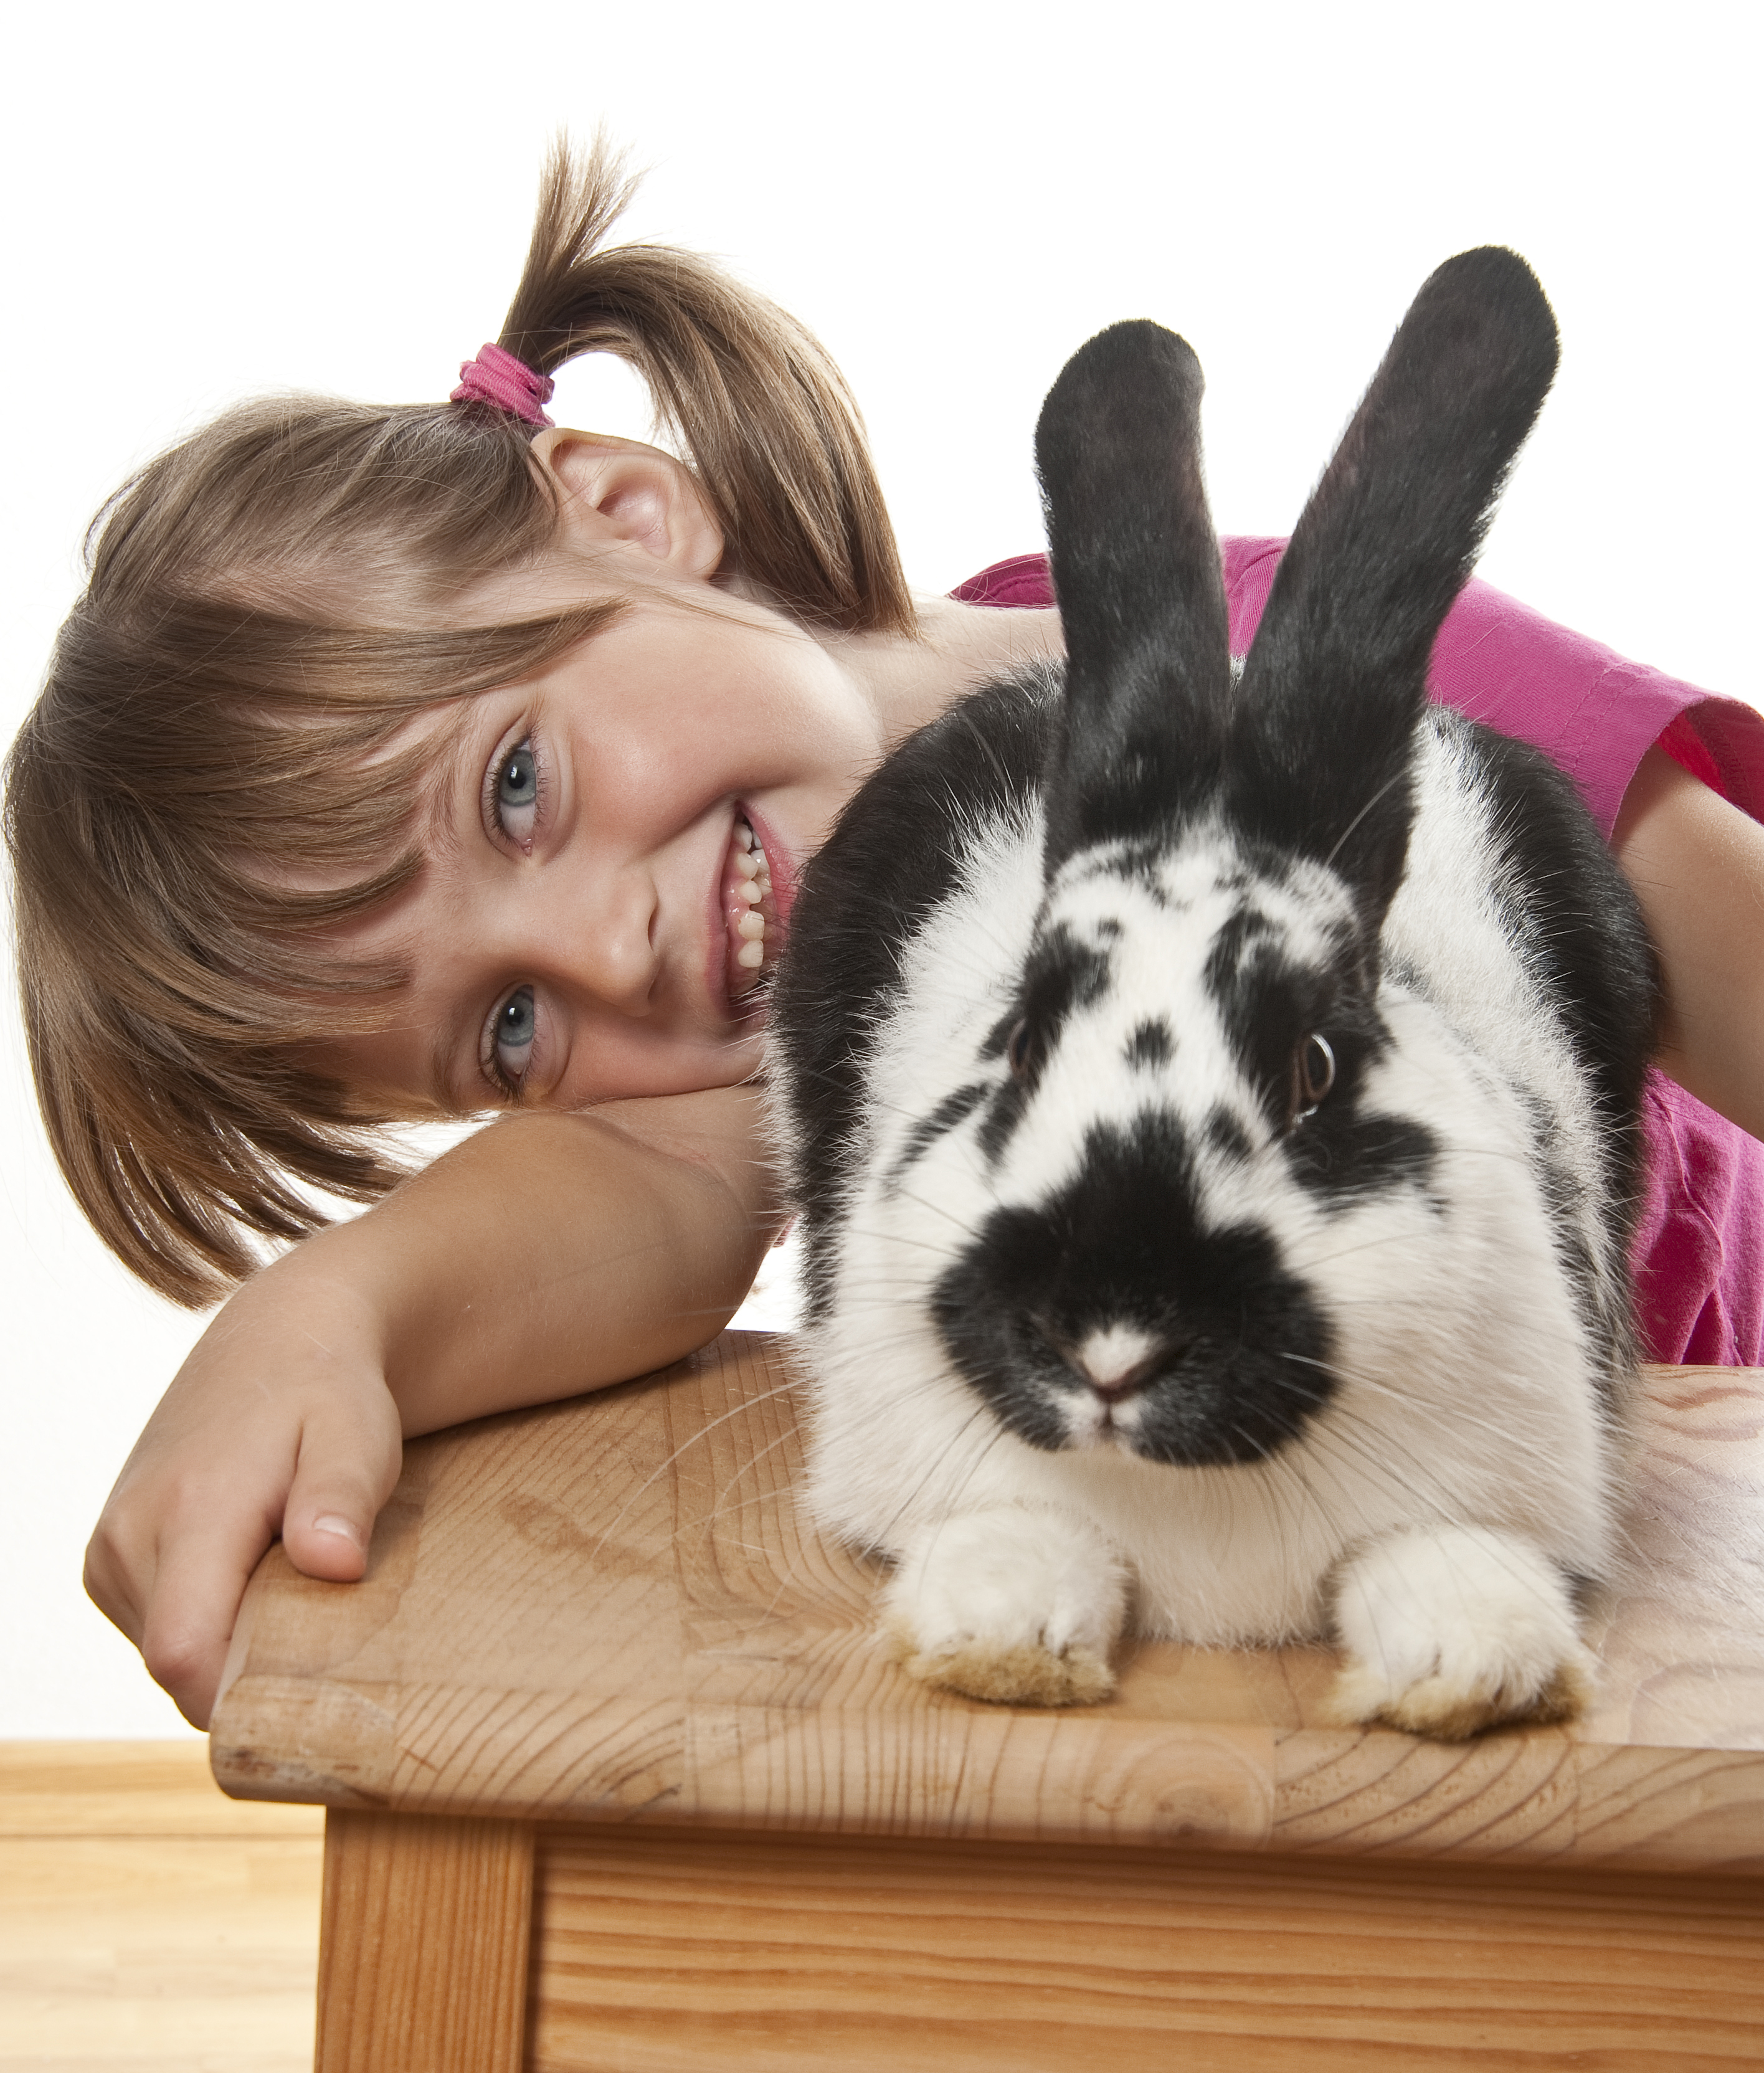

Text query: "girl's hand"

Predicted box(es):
[85, 1088, 777, 1728]
[83, 1260, 404, 1729]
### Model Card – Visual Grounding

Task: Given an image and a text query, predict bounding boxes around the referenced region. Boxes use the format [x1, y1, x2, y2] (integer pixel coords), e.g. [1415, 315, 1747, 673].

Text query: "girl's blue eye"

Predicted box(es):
[498, 742, 537, 812]
[491, 737, 540, 843]
[491, 986, 536, 1087]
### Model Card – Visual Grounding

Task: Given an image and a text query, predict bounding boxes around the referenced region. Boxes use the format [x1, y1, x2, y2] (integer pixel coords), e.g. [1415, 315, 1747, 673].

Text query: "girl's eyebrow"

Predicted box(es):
[427, 999, 486, 1117]
[416, 695, 501, 853]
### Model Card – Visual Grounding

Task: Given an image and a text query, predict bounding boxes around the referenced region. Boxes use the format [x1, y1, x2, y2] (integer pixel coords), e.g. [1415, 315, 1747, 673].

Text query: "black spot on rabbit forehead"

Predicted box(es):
[1053, 824, 1352, 961]
[974, 826, 1357, 1202]
[1051, 827, 1351, 1088]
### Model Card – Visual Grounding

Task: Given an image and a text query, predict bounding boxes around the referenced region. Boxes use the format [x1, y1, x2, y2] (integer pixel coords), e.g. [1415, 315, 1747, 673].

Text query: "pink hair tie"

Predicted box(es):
[450, 342, 556, 427]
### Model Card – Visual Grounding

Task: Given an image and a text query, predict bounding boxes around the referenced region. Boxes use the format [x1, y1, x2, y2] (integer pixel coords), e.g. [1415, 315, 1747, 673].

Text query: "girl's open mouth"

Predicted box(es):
[723, 812, 782, 1002]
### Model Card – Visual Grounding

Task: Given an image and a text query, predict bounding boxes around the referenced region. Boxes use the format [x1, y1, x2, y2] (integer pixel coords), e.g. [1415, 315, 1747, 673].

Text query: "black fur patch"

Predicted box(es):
[1091, 844, 1174, 906]
[769, 670, 1059, 1324]
[1014, 927, 1116, 1088]
[1287, 1111, 1442, 1211]
[1441, 709, 1656, 1381]
[885, 1080, 990, 1192]
[932, 1112, 1336, 1465]
[1198, 886, 1439, 1210]
[1126, 1018, 1173, 1070]
[977, 926, 1114, 1167]
[974, 1078, 1030, 1172]
[1203, 906, 1279, 994]
[1206, 1108, 1252, 1164]
[1460, 716, 1656, 1189]
[1200, 881, 1378, 1144]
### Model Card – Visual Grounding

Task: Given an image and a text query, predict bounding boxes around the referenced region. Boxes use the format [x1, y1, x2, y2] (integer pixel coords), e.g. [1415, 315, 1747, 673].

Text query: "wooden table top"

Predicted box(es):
[210, 1335, 1764, 1874]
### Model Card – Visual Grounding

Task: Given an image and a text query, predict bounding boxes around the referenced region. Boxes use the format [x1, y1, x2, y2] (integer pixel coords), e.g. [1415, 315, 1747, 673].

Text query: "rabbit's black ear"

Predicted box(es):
[1035, 320, 1231, 876]
[1233, 248, 1559, 924]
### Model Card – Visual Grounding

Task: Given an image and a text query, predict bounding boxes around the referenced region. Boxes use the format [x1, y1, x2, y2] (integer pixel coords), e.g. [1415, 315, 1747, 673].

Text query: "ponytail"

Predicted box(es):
[496, 138, 914, 636]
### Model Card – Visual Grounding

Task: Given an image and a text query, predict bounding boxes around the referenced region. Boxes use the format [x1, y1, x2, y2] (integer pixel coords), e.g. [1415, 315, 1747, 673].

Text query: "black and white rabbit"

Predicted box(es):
[766, 249, 1656, 1740]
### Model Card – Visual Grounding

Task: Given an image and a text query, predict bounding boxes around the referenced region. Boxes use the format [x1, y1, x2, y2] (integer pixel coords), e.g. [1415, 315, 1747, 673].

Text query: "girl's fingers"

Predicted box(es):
[85, 1379, 404, 1729]
[83, 1530, 146, 1648]
[132, 1507, 280, 1729]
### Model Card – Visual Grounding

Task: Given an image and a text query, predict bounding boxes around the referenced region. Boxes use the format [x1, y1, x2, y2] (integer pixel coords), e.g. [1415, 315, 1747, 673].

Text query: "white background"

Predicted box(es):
[2, 0, 1757, 1739]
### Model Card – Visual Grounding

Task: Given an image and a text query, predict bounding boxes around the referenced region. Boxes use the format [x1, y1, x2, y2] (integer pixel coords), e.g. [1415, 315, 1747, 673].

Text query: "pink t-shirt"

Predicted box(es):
[952, 543, 1764, 1367]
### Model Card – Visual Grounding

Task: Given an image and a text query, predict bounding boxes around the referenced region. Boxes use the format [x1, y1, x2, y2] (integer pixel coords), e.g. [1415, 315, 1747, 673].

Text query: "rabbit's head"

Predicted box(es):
[925, 250, 1559, 1469]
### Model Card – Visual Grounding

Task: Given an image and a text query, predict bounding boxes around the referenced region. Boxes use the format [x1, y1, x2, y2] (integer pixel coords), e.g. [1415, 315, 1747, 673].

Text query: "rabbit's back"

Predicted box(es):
[772, 686, 1648, 1649]
[1385, 708, 1651, 1383]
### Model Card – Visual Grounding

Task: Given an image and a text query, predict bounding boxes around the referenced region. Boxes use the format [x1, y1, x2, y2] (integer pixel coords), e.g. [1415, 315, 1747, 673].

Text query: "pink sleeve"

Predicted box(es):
[949, 554, 1058, 610]
[1221, 536, 1764, 840]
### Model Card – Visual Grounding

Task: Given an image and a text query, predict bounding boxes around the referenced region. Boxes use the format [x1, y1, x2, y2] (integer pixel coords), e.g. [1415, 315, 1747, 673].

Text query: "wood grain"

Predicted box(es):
[315, 1810, 532, 2073]
[526, 1826, 1764, 2071]
[211, 1339, 1764, 1871]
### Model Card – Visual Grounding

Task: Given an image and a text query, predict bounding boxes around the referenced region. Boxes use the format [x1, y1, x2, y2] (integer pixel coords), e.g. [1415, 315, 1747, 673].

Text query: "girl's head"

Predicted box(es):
[323, 493, 902, 1120]
[5, 138, 913, 1307]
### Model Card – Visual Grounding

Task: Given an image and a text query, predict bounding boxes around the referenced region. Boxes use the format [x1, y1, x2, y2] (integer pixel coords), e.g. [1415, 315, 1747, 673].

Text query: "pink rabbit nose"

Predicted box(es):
[1071, 1324, 1163, 1402]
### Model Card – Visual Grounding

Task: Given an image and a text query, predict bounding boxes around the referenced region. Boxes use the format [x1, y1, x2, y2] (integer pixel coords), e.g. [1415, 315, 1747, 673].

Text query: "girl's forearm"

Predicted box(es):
[293, 1084, 779, 1436]
[1614, 744, 1764, 1142]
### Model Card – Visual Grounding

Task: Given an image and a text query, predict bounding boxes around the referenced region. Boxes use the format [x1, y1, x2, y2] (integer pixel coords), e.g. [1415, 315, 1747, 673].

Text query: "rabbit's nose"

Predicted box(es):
[1069, 1323, 1165, 1402]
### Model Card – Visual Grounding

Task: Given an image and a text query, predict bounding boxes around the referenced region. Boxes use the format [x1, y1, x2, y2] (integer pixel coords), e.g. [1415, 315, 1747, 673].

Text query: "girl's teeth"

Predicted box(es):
[729, 816, 776, 995]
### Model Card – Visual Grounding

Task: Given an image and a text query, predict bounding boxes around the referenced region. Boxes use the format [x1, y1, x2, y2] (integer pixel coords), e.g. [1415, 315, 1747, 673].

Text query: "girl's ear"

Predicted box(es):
[528, 429, 725, 581]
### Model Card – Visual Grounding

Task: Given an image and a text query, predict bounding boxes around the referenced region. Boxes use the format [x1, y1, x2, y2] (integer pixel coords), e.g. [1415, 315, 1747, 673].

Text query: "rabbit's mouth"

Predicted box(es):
[724, 814, 780, 1002]
[1063, 1392, 1149, 1451]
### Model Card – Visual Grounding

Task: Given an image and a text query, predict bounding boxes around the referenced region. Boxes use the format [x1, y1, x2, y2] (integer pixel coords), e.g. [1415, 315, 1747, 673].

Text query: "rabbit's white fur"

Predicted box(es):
[792, 709, 1613, 1731]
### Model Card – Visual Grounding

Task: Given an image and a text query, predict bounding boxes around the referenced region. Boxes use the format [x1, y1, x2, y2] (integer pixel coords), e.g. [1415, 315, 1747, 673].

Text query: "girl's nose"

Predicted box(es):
[504, 862, 658, 1015]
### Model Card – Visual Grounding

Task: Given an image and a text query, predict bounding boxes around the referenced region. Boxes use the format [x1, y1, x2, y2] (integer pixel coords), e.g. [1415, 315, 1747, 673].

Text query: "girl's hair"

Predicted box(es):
[5, 136, 913, 1307]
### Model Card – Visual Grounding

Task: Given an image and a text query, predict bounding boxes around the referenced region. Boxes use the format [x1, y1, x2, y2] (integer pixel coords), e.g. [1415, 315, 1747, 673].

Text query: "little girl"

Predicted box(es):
[11, 143, 1764, 1728]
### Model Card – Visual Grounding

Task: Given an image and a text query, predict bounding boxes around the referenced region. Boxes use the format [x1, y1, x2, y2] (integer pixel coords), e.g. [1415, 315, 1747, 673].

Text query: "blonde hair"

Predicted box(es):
[6, 137, 913, 1306]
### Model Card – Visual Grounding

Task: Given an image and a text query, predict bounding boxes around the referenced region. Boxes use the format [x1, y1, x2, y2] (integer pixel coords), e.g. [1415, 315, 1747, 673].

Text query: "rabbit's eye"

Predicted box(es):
[1007, 1017, 1034, 1079]
[1291, 1032, 1336, 1125]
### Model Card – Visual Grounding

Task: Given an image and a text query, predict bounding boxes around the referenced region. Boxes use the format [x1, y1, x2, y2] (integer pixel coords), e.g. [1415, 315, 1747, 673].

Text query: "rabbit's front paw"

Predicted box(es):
[1326, 1525, 1596, 1740]
[881, 1507, 1129, 1707]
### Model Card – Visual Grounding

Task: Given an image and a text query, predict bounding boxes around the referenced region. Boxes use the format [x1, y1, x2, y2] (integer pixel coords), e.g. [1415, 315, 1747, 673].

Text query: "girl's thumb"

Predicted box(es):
[285, 1506, 373, 1582]
[281, 1408, 402, 1583]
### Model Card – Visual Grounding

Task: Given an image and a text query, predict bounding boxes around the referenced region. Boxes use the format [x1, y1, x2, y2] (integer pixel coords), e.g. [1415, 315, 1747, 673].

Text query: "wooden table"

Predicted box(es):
[209, 1335, 1764, 2070]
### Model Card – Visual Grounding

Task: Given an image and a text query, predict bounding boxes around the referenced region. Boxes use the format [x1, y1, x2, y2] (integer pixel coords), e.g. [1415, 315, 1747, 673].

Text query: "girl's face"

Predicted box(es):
[326, 573, 889, 1116]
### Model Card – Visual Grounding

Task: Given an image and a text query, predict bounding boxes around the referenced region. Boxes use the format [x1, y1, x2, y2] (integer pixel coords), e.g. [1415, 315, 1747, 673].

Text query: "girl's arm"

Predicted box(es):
[1613, 744, 1764, 1142]
[83, 1083, 777, 1729]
